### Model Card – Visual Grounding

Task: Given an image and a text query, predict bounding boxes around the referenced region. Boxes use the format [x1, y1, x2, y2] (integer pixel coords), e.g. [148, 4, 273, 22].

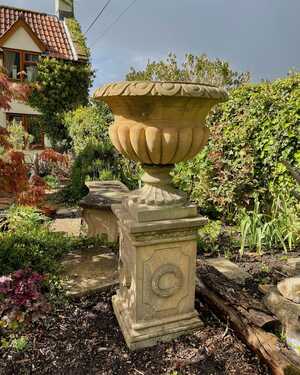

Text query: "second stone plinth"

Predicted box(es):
[112, 203, 206, 350]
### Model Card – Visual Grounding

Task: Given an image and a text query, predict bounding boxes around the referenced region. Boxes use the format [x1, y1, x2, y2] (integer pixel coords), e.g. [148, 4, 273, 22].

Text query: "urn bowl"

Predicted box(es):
[94, 81, 228, 165]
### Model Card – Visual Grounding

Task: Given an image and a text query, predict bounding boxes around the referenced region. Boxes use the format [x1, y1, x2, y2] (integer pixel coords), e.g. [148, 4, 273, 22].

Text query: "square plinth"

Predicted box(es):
[111, 204, 206, 350]
[112, 294, 203, 350]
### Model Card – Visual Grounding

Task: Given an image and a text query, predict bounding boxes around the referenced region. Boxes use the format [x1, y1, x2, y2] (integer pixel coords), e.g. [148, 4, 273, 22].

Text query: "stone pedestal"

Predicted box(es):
[94, 80, 228, 350]
[112, 203, 206, 350]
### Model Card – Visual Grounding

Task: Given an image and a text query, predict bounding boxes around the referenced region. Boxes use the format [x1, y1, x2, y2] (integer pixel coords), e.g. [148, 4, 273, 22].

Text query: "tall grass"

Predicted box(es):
[239, 194, 299, 255]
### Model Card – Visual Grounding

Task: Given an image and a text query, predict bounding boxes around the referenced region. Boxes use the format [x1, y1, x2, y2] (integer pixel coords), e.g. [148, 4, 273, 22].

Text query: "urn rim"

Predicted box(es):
[93, 80, 228, 101]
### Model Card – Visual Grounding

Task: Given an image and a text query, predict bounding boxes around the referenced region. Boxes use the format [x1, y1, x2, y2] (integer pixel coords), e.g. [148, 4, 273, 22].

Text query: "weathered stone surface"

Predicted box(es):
[264, 285, 300, 357]
[206, 258, 251, 284]
[60, 247, 118, 297]
[286, 324, 300, 356]
[94, 81, 227, 350]
[278, 277, 300, 304]
[51, 217, 82, 236]
[111, 204, 204, 350]
[264, 286, 300, 325]
[79, 181, 129, 242]
[95, 81, 228, 208]
[281, 258, 300, 276]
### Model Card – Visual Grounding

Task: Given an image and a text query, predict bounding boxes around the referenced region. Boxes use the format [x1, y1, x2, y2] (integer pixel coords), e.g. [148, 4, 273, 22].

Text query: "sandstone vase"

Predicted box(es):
[94, 81, 228, 208]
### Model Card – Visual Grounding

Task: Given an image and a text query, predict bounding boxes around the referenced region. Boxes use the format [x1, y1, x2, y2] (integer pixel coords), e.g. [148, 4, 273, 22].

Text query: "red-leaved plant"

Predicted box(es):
[0, 72, 69, 208]
[0, 269, 51, 324]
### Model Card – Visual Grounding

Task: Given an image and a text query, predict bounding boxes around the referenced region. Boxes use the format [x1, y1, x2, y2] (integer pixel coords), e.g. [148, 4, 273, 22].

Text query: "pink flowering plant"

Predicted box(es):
[0, 269, 51, 327]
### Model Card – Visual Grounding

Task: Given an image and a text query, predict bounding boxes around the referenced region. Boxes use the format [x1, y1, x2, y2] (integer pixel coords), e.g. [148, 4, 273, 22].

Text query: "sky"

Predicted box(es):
[2, 0, 300, 89]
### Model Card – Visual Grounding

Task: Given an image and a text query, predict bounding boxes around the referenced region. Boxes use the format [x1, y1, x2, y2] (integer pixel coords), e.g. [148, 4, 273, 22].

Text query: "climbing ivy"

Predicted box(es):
[173, 73, 300, 222]
[65, 18, 90, 60]
[29, 58, 94, 147]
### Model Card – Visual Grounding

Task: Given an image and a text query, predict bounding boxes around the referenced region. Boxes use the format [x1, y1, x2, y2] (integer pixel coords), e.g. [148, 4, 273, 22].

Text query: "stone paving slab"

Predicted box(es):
[206, 257, 251, 284]
[60, 246, 118, 297]
[51, 217, 82, 236]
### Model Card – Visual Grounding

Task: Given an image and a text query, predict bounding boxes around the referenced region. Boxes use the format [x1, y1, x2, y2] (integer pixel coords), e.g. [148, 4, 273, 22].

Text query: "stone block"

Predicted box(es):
[206, 258, 251, 284]
[111, 204, 205, 350]
[79, 181, 129, 242]
[60, 247, 118, 297]
[278, 277, 300, 304]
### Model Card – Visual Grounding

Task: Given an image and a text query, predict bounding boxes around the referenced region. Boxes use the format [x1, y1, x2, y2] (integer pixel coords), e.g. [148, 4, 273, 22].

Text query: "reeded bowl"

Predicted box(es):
[94, 81, 228, 165]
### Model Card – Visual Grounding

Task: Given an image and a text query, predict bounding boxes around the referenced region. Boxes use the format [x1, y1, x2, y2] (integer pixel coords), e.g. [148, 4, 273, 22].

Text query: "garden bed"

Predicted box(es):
[0, 286, 270, 375]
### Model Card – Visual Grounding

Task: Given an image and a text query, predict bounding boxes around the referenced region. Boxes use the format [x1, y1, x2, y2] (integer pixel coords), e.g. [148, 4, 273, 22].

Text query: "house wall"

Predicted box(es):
[0, 24, 46, 147]
[2, 26, 42, 52]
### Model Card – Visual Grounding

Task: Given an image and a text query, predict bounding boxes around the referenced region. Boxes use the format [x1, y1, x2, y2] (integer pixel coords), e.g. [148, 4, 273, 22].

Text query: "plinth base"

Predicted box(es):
[112, 294, 203, 350]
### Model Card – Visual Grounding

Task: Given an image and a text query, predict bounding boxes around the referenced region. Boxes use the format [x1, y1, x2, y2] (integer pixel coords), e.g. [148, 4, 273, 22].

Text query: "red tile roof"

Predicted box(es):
[0, 5, 76, 60]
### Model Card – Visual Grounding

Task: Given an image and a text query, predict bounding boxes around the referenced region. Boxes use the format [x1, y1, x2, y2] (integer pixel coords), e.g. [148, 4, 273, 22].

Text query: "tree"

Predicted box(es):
[126, 53, 250, 88]
[0, 72, 68, 207]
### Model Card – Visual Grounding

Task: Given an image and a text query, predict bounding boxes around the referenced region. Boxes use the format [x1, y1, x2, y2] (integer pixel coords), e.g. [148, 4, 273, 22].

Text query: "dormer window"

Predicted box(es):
[3, 49, 39, 82]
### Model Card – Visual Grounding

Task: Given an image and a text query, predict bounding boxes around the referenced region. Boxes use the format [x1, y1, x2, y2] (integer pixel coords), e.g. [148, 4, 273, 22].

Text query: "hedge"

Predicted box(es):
[173, 73, 300, 222]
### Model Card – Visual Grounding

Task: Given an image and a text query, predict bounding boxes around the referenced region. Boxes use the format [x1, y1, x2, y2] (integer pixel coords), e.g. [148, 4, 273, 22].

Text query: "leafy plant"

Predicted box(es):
[0, 225, 74, 276]
[197, 220, 238, 255]
[43, 175, 60, 190]
[174, 73, 300, 222]
[29, 57, 94, 146]
[239, 194, 299, 255]
[3, 205, 49, 232]
[6, 119, 33, 151]
[0, 269, 50, 325]
[0, 125, 68, 207]
[0, 210, 117, 276]
[63, 103, 112, 155]
[11, 336, 29, 352]
[0, 71, 30, 111]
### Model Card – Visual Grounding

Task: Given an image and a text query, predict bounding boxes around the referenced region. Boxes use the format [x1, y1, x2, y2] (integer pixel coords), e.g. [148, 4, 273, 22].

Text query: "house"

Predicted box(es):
[0, 0, 88, 149]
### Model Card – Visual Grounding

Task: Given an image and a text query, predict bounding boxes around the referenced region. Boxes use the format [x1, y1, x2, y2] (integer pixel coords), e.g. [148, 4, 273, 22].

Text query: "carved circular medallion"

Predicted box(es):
[151, 264, 183, 298]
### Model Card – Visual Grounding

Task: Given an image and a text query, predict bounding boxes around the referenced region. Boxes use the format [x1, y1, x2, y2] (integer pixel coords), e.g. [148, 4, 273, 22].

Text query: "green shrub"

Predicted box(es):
[63, 102, 113, 155]
[0, 226, 74, 276]
[43, 175, 60, 190]
[61, 103, 142, 202]
[174, 73, 300, 221]
[3, 205, 49, 232]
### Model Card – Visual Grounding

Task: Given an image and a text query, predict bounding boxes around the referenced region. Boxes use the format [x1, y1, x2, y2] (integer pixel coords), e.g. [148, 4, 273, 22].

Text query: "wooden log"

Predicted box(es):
[196, 261, 300, 375]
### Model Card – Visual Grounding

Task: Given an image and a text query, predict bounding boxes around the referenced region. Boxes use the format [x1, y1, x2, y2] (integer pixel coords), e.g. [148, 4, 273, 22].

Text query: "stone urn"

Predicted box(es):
[94, 81, 228, 350]
[94, 81, 227, 215]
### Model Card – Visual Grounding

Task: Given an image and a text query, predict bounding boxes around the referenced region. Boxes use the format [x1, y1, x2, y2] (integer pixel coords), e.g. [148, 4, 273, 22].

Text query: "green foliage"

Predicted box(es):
[0, 209, 116, 276]
[0, 225, 74, 276]
[6, 120, 32, 151]
[62, 102, 141, 202]
[197, 220, 238, 256]
[63, 102, 113, 155]
[3, 205, 49, 232]
[65, 18, 90, 60]
[10, 336, 29, 352]
[29, 57, 94, 147]
[174, 73, 300, 221]
[61, 141, 142, 203]
[43, 175, 60, 190]
[127, 53, 249, 88]
[239, 194, 300, 255]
